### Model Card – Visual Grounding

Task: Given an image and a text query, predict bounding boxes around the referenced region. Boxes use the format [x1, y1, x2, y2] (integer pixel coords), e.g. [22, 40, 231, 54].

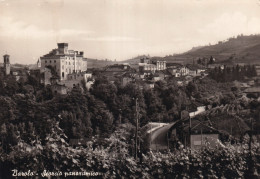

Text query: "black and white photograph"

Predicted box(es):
[0, 0, 260, 178]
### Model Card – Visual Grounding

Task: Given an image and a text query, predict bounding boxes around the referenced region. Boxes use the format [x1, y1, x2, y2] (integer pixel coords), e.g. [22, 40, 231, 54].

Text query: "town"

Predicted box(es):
[0, 35, 260, 178]
[1, 0, 260, 177]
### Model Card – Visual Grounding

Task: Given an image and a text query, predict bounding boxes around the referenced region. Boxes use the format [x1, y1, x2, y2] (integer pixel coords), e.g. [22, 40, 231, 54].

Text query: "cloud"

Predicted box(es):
[0, 17, 93, 39]
[198, 12, 260, 39]
[84, 36, 141, 42]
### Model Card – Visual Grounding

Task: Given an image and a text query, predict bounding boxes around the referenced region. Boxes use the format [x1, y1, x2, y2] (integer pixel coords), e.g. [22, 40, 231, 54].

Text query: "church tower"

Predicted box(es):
[3, 54, 10, 75]
[37, 58, 41, 68]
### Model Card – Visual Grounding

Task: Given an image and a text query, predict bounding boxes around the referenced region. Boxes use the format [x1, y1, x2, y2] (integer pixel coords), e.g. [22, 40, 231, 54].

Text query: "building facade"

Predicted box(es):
[256, 65, 260, 76]
[40, 43, 87, 80]
[139, 58, 166, 74]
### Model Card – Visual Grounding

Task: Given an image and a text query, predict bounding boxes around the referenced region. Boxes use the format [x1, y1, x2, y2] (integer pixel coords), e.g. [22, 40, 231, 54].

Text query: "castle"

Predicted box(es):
[40, 43, 88, 80]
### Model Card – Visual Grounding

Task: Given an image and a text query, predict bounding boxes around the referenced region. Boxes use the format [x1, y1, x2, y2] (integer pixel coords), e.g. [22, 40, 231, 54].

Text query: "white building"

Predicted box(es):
[40, 43, 87, 80]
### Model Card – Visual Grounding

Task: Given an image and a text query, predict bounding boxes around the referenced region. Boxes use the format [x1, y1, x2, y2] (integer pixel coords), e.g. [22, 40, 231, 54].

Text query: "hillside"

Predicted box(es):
[123, 34, 260, 65]
[86, 58, 118, 68]
[171, 34, 260, 64]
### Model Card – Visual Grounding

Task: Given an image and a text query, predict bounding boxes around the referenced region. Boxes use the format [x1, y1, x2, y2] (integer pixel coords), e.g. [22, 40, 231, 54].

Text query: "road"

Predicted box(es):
[149, 122, 176, 151]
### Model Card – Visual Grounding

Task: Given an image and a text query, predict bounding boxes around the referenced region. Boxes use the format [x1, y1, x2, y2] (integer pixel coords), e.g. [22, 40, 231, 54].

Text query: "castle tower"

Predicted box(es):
[3, 54, 10, 75]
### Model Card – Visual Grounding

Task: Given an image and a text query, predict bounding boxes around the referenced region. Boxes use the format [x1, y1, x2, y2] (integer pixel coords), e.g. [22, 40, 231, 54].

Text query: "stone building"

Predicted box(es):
[3, 54, 10, 75]
[40, 43, 87, 80]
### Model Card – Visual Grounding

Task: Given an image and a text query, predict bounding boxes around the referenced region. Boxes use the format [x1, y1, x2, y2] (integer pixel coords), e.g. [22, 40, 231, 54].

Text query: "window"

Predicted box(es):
[45, 60, 47, 63]
[50, 60, 51, 63]
[62, 72, 64, 78]
[54, 60, 56, 63]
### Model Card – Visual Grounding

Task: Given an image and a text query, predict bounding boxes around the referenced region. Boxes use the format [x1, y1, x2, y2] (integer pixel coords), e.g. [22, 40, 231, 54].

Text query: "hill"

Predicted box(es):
[170, 34, 260, 64]
[86, 58, 118, 68]
[123, 34, 260, 65]
[181, 34, 260, 62]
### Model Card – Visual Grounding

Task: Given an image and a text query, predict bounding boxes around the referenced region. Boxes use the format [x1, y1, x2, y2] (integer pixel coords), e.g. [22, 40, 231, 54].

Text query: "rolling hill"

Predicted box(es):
[123, 34, 260, 65]
[175, 34, 260, 64]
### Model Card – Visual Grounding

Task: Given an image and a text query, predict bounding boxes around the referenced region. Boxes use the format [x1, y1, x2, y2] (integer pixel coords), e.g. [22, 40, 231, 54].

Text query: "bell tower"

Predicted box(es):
[3, 54, 10, 75]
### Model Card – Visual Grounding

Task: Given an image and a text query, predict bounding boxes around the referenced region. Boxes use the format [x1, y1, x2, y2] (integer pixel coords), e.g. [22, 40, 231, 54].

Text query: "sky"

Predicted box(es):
[0, 0, 260, 64]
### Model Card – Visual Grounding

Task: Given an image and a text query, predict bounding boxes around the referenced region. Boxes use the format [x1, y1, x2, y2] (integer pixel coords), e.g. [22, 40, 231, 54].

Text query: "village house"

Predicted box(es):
[139, 57, 166, 75]
[51, 84, 67, 95]
[244, 87, 260, 98]
[120, 72, 137, 86]
[147, 117, 221, 151]
[169, 118, 220, 150]
[256, 65, 260, 77]
[179, 66, 190, 76]
[99, 63, 136, 83]
[59, 71, 93, 91]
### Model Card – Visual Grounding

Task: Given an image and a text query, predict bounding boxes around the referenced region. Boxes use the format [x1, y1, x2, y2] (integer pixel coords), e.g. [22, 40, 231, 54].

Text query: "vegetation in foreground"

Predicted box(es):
[0, 67, 259, 178]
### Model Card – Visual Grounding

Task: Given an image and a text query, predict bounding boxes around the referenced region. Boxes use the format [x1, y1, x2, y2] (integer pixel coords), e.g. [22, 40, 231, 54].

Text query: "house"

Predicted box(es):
[43, 67, 52, 86]
[153, 71, 165, 81]
[11, 71, 21, 81]
[139, 58, 166, 74]
[59, 71, 93, 91]
[167, 65, 190, 77]
[51, 84, 67, 95]
[255, 65, 260, 76]
[168, 118, 220, 150]
[166, 62, 183, 69]
[139, 63, 157, 74]
[121, 72, 136, 86]
[244, 87, 260, 98]
[140, 57, 151, 64]
[179, 66, 190, 76]
[100, 64, 135, 82]
[147, 118, 221, 151]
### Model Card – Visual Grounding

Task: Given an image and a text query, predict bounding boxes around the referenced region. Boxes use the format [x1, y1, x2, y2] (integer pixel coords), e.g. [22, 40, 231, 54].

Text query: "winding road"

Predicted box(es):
[149, 122, 176, 151]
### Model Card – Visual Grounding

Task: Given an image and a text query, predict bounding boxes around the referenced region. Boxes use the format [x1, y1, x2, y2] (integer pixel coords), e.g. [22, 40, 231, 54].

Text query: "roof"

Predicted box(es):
[169, 118, 219, 135]
[104, 64, 130, 71]
[186, 64, 205, 70]
[166, 63, 183, 68]
[244, 87, 260, 93]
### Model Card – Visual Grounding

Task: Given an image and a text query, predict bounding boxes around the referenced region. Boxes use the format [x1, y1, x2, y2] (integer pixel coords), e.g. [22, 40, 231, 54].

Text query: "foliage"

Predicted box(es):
[209, 65, 257, 82]
[1, 122, 259, 178]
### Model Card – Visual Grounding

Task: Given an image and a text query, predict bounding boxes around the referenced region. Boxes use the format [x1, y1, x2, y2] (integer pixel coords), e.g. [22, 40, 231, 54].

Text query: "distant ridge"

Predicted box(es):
[169, 34, 260, 64]
[123, 34, 260, 65]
